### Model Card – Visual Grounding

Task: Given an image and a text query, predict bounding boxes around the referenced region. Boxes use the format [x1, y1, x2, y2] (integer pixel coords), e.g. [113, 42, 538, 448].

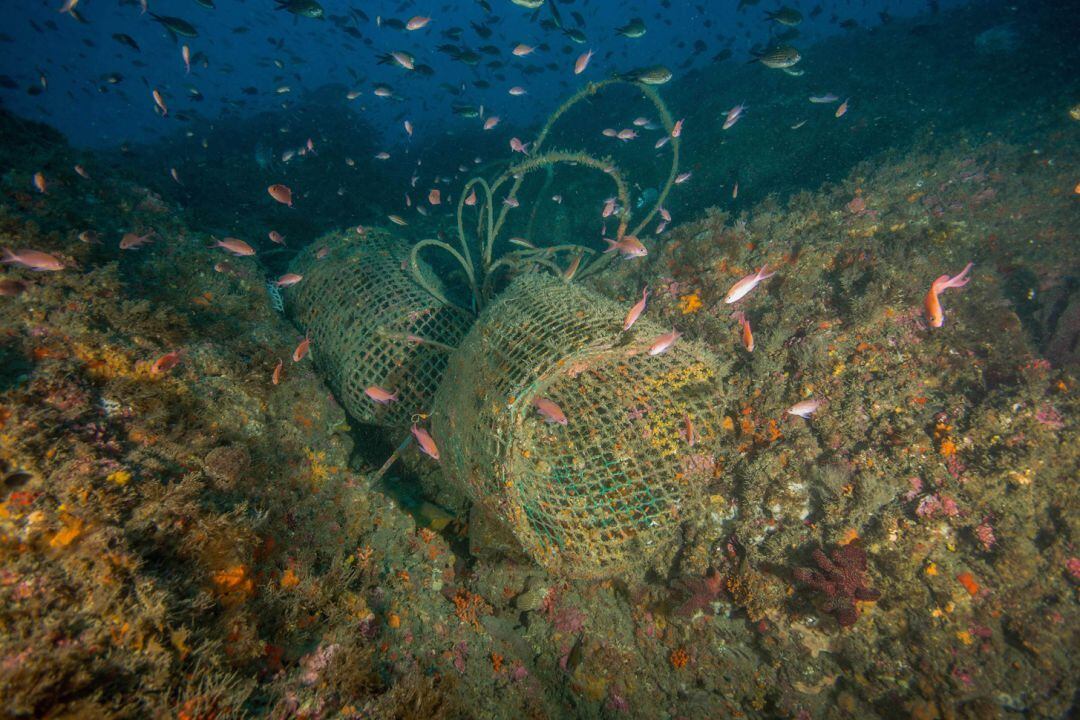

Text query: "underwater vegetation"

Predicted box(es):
[0, 2, 1078, 719]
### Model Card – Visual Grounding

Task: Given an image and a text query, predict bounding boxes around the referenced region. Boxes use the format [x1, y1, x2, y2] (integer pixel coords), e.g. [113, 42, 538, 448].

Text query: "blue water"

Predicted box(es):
[3, 0, 961, 149]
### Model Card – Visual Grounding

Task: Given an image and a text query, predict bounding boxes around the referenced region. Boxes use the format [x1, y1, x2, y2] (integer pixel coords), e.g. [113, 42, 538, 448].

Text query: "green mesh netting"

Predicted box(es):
[434, 273, 729, 578]
[284, 229, 473, 428]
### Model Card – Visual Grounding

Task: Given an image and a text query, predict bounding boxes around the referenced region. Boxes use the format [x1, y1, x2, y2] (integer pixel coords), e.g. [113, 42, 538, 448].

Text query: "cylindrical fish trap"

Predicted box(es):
[284, 229, 473, 428]
[434, 273, 729, 578]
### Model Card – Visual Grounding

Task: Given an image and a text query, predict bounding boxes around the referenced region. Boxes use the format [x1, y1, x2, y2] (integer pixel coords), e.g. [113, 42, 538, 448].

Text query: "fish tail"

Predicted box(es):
[1, 247, 16, 264]
[602, 238, 619, 253]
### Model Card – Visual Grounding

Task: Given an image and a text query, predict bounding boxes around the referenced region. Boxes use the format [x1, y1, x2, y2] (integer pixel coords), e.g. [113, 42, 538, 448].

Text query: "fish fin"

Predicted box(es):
[1, 247, 16, 264]
[602, 238, 618, 253]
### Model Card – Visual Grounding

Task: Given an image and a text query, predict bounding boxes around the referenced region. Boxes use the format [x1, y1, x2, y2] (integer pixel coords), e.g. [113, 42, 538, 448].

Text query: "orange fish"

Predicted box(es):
[724, 265, 774, 304]
[411, 425, 440, 460]
[267, 184, 293, 207]
[574, 49, 594, 75]
[32, 172, 47, 194]
[603, 235, 647, 258]
[733, 311, 754, 352]
[272, 359, 283, 385]
[532, 397, 568, 425]
[120, 231, 154, 250]
[648, 329, 682, 356]
[682, 414, 697, 446]
[428, 188, 441, 205]
[787, 398, 821, 418]
[671, 118, 684, 138]
[74, 165, 90, 179]
[268, 230, 286, 245]
[364, 386, 398, 404]
[292, 336, 310, 362]
[406, 15, 430, 30]
[464, 188, 477, 206]
[924, 262, 973, 328]
[213, 237, 256, 256]
[152, 88, 168, 116]
[835, 99, 849, 118]
[483, 116, 500, 130]
[2, 247, 64, 271]
[623, 287, 648, 331]
[508, 86, 527, 96]
[151, 350, 182, 375]
[275, 273, 303, 287]
[512, 43, 535, 56]
[182, 44, 190, 74]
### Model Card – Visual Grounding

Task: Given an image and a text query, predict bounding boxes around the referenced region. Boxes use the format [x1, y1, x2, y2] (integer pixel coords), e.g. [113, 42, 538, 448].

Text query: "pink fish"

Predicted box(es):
[364, 386, 398, 404]
[483, 115, 500, 130]
[315, 246, 330, 259]
[272, 359, 283, 385]
[655, 136, 670, 149]
[533, 397, 568, 425]
[574, 49, 594, 75]
[835, 99, 849, 118]
[275, 273, 303, 288]
[464, 188, 477, 206]
[724, 265, 775, 304]
[787, 398, 821, 418]
[269, 230, 286, 245]
[675, 171, 692, 184]
[671, 118, 684, 137]
[405, 15, 430, 30]
[510, 137, 529, 154]
[659, 206, 671, 222]
[723, 103, 747, 130]
[616, 128, 638, 141]
[2, 247, 65, 271]
[508, 86, 527, 96]
[648, 329, 682, 356]
[411, 425, 440, 461]
[601, 197, 617, 217]
[74, 165, 90, 179]
[623, 287, 648, 331]
[512, 44, 535, 56]
[603, 235, 647, 258]
[214, 237, 256, 256]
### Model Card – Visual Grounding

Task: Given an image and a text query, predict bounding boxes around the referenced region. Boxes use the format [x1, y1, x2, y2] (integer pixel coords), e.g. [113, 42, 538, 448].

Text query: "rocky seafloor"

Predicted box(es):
[1, 99, 1077, 720]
